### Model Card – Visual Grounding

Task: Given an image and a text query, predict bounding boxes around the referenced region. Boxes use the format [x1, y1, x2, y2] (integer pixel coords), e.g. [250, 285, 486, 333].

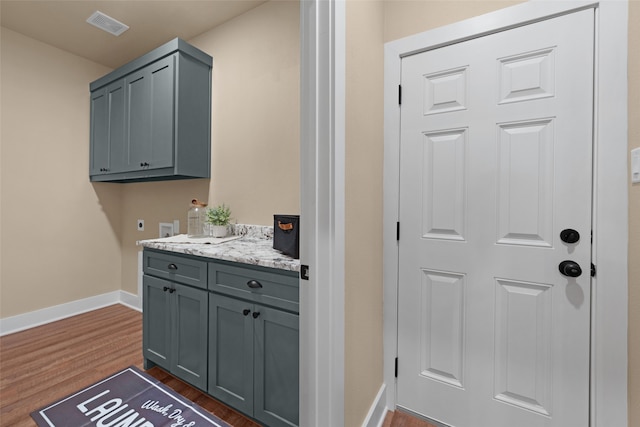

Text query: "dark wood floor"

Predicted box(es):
[382, 410, 439, 427]
[0, 304, 259, 427]
[0, 303, 432, 427]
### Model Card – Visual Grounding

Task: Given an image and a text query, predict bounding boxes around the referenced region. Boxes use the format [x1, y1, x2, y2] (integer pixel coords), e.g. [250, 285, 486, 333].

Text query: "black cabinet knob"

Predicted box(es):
[163, 286, 169, 292]
[559, 260, 582, 278]
[169, 288, 176, 293]
[243, 309, 251, 316]
[247, 280, 262, 289]
[252, 311, 261, 319]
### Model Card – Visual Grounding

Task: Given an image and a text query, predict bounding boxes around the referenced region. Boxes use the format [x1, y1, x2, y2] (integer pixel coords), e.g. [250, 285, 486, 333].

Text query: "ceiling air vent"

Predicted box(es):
[86, 11, 129, 36]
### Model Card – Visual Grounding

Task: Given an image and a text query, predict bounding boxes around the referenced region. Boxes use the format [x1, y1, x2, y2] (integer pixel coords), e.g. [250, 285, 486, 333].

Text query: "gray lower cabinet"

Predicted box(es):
[143, 275, 208, 390]
[142, 249, 299, 427]
[208, 294, 299, 427]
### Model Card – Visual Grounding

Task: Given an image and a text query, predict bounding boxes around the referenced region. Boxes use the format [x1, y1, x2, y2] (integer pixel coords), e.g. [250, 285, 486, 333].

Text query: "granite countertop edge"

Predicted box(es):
[138, 224, 300, 273]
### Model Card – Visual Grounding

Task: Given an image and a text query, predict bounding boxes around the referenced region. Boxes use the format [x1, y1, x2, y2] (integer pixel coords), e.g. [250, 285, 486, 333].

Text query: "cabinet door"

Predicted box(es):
[208, 293, 254, 415]
[106, 80, 126, 173]
[254, 306, 299, 427]
[125, 55, 175, 172]
[143, 275, 172, 369]
[90, 80, 125, 175]
[148, 55, 175, 169]
[89, 87, 108, 175]
[172, 283, 208, 390]
[125, 67, 151, 171]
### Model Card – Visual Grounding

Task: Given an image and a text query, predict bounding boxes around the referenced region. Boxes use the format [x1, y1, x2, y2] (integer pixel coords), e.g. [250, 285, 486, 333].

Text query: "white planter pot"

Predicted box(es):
[209, 224, 228, 238]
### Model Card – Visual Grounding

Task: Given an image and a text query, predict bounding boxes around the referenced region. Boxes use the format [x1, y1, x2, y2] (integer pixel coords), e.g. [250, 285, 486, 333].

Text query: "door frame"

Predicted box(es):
[383, 1, 629, 426]
[299, 1, 346, 426]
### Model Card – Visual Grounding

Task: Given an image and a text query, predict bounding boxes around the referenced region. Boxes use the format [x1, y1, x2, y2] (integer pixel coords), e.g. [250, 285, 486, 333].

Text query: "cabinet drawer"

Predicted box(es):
[144, 250, 207, 289]
[209, 262, 299, 313]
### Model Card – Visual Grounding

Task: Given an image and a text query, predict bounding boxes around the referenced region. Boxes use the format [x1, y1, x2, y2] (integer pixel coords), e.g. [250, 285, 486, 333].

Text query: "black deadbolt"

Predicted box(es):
[560, 229, 580, 244]
[559, 260, 582, 278]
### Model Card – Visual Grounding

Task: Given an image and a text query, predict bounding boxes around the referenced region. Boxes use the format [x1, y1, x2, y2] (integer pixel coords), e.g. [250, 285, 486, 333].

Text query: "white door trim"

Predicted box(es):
[383, 1, 629, 426]
[299, 1, 346, 426]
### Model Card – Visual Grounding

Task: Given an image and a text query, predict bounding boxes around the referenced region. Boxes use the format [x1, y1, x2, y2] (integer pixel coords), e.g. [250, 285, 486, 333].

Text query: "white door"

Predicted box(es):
[397, 9, 594, 427]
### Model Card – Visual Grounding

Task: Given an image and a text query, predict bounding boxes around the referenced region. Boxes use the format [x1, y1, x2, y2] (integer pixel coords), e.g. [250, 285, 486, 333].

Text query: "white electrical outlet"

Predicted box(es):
[159, 222, 174, 238]
[173, 220, 180, 235]
[137, 219, 144, 231]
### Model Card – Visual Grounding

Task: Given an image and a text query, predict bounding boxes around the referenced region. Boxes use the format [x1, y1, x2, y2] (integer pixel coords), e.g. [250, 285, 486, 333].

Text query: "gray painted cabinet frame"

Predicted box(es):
[142, 249, 299, 427]
[90, 38, 212, 183]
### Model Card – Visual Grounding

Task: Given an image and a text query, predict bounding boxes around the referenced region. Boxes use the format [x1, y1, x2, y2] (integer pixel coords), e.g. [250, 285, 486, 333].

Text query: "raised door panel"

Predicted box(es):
[172, 284, 208, 390]
[254, 305, 299, 427]
[89, 88, 108, 175]
[125, 68, 151, 171]
[208, 293, 254, 415]
[143, 275, 171, 369]
[106, 80, 126, 173]
[148, 55, 175, 169]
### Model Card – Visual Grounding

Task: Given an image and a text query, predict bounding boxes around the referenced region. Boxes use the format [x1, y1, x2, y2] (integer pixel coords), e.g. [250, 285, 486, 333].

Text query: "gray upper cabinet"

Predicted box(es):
[89, 79, 125, 175]
[90, 38, 212, 183]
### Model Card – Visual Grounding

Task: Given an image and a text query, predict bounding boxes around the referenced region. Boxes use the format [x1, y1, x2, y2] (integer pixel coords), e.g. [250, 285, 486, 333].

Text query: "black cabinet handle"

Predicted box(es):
[247, 280, 262, 289]
[169, 288, 176, 293]
[252, 311, 261, 319]
[168, 263, 178, 270]
[163, 286, 169, 292]
[243, 309, 251, 316]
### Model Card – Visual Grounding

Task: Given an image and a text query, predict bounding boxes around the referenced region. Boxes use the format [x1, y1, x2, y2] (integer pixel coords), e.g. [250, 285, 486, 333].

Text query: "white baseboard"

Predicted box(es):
[362, 384, 388, 427]
[0, 291, 141, 336]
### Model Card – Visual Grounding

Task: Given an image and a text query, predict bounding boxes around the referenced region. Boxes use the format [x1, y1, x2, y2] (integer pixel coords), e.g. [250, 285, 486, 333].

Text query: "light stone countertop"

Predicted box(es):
[138, 224, 300, 273]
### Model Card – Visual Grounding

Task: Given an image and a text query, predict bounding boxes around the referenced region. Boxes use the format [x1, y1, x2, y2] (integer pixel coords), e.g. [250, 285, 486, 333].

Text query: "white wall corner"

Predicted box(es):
[119, 290, 142, 312]
[361, 384, 389, 427]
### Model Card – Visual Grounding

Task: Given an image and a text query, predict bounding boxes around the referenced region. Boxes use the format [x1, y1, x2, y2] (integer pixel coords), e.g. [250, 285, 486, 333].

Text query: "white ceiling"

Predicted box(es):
[0, 0, 268, 69]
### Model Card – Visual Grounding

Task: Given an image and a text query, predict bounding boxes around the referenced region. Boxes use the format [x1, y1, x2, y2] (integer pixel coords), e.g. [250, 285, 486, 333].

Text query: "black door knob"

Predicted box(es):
[559, 260, 582, 277]
[560, 229, 580, 244]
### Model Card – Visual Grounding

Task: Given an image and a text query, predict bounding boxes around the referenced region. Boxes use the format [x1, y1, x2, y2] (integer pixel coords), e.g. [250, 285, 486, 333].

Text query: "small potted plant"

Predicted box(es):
[205, 203, 232, 237]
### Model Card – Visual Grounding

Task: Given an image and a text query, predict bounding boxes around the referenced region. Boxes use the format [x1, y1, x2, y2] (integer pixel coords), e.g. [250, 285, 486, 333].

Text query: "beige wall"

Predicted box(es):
[0, 0, 299, 413]
[112, 0, 301, 296]
[0, 28, 122, 318]
[1, 1, 299, 313]
[628, 1, 639, 425]
[345, 1, 385, 426]
[383, 0, 522, 42]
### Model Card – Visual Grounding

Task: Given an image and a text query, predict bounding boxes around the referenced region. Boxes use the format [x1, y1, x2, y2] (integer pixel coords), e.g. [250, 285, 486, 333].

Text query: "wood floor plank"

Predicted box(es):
[0, 304, 259, 427]
[1, 304, 432, 427]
